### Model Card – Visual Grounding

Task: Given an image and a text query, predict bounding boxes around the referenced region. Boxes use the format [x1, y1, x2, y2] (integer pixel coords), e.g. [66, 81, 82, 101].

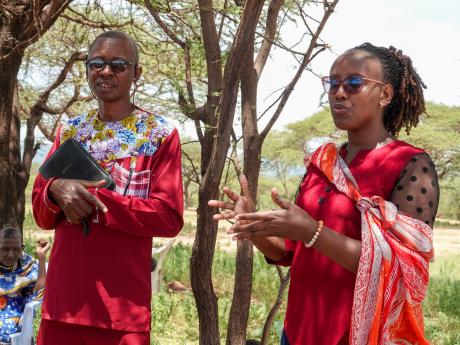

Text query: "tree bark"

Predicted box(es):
[225, 0, 285, 342]
[226, 35, 259, 345]
[0, 53, 23, 227]
[191, 1, 265, 344]
[0, 0, 71, 228]
[10, 85, 28, 231]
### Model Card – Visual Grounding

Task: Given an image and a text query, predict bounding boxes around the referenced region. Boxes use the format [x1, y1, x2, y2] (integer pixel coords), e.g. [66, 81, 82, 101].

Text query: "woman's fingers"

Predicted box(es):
[228, 219, 265, 234]
[232, 229, 273, 241]
[208, 200, 235, 211]
[235, 211, 276, 222]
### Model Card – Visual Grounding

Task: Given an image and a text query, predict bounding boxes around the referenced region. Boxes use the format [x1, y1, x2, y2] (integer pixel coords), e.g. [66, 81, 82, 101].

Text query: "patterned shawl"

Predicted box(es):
[311, 143, 433, 345]
[0, 254, 39, 297]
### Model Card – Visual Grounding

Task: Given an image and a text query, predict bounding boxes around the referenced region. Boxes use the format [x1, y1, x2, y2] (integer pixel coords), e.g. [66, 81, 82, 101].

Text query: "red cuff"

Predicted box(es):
[43, 178, 62, 215]
[265, 250, 294, 267]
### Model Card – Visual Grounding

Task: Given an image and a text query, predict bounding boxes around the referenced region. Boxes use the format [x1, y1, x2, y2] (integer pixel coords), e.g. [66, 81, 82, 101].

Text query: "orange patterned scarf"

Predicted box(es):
[311, 143, 433, 345]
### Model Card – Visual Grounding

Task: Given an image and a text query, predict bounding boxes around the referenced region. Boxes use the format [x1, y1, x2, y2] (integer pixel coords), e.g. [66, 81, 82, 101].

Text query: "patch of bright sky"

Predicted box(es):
[33, 0, 460, 160]
[258, 0, 460, 131]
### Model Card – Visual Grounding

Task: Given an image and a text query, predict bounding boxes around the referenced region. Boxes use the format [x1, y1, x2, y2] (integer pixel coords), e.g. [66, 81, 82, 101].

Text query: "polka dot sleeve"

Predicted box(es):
[390, 153, 440, 227]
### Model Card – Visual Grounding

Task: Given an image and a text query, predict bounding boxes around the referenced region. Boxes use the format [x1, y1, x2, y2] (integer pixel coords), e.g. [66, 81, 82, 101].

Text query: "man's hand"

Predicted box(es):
[35, 239, 50, 261]
[208, 174, 255, 222]
[49, 179, 108, 224]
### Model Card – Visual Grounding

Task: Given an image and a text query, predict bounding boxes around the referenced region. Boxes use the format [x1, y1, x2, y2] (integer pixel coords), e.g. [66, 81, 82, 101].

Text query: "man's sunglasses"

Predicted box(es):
[86, 58, 137, 73]
[322, 75, 386, 95]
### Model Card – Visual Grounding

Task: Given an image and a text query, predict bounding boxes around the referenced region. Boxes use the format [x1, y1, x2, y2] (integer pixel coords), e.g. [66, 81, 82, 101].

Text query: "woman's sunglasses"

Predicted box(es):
[322, 75, 386, 95]
[86, 58, 137, 73]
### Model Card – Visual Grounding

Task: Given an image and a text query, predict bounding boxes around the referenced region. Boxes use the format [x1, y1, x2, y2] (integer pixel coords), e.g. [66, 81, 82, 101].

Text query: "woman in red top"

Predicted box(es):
[210, 43, 439, 344]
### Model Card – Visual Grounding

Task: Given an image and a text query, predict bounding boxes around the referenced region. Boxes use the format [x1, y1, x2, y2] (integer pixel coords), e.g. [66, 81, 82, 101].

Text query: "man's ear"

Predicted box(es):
[133, 65, 142, 83]
[379, 83, 393, 108]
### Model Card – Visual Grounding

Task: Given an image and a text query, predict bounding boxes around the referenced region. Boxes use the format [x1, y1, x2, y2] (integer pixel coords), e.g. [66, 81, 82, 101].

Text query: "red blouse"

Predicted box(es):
[278, 140, 438, 345]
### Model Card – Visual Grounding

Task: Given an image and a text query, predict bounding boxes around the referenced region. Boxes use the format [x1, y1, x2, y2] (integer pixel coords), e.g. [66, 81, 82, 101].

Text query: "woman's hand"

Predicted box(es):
[49, 179, 108, 224]
[208, 174, 255, 222]
[35, 239, 50, 261]
[230, 188, 317, 242]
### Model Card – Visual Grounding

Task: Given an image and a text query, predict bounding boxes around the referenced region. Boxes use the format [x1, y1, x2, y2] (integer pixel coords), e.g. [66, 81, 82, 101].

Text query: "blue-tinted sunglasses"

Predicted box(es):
[322, 75, 386, 94]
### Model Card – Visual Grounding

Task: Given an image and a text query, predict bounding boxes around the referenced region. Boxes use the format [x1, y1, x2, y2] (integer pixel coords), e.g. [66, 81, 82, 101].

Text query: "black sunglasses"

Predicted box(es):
[322, 75, 385, 95]
[86, 58, 137, 74]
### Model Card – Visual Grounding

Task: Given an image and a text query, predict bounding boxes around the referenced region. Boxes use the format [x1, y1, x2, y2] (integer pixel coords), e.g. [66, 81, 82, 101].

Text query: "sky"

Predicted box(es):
[32, 0, 460, 160]
[257, 0, 460, 130]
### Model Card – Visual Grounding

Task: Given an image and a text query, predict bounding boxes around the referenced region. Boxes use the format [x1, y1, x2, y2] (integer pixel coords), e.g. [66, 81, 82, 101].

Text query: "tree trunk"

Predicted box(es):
[0, 0, 71, 228]
[226, 39, 259, 345]
[191, 126, 223, 345]
[0, 53, 23, 228]
[191, 1, 266, 343]
[184, 179, 191, 208]
[10, 85, 28, 230]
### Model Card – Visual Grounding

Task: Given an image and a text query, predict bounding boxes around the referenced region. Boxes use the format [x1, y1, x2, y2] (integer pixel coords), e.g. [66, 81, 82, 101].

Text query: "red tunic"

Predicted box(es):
[279, 140, 424, 345]
[32, 111, 183, 332]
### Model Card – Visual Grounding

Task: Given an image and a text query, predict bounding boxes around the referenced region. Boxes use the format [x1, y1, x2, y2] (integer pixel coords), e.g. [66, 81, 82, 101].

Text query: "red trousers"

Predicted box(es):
[37, 319, 150, 345]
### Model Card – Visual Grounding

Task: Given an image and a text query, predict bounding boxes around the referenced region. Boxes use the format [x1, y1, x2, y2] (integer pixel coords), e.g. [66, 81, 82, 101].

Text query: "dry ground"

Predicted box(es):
[26, 208, 459, 256]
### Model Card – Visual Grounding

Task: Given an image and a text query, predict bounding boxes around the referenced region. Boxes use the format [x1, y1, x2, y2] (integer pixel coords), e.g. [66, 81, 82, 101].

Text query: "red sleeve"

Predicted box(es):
[32, 129, 63, 230]
[94, 128, 184, 238]
[265, 239, 295, 267]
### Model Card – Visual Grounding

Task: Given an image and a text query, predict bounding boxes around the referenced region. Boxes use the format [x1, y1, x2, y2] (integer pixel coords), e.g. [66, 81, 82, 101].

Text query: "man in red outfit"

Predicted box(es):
[32, 31, 183, 345]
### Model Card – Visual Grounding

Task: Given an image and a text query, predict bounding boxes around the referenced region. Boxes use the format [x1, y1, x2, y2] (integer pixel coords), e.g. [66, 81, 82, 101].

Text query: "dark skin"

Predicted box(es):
[49, 37, 143, 223]
[209, 50, 396, 274]
[0, 236, 50, 291]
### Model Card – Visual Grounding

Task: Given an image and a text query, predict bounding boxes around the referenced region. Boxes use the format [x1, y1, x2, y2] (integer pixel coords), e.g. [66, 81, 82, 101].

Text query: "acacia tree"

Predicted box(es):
[12, 1, 162, 229]
[135, 0, 340, 343]
[12, 50, 88, 228]
[0, 0, 72, 227]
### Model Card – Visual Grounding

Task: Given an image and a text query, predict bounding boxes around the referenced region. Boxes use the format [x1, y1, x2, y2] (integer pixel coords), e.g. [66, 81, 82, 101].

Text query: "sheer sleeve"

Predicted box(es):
[390, 153, 440, 227]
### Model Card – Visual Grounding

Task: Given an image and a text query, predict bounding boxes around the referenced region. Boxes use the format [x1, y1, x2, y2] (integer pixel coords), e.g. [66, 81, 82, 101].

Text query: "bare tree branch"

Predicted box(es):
[61, 11, 133, 29]
[260, 0, 339, 139]
[254, 0, 285, 78]
[38, 51, 86, 106]
[182, 149, 201, 184]
[0, 0, 71, 60]
[260, 268, 290, 345]
[144, 0, 186, 48]
[217, 0, 229, 42]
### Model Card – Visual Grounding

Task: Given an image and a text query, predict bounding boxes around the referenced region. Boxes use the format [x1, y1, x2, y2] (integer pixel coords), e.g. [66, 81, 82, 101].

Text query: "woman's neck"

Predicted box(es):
[97, 100, 135, 122]
[347, 130, 393, 151]
[344, 125, 393, 164]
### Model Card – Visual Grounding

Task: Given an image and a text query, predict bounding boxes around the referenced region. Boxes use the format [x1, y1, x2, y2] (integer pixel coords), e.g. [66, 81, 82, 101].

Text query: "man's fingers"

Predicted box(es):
[63, 208, 81, 223]
[239, 174, 251, 199]
[208, 200, 235, 211]
[81, 179, 107, 188]
[213, 212, 235, 221]
[83, 190, 108, 212]
[271, 188, 291, 209]
[222, 187, 240, 202]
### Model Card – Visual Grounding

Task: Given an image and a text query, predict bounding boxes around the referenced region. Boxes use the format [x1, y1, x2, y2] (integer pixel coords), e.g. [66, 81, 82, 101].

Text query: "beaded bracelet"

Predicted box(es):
[304, 220, 324, 248]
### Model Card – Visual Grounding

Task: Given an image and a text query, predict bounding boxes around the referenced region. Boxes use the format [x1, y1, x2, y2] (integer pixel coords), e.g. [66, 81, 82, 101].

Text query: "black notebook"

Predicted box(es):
[39, 138, 115, 190]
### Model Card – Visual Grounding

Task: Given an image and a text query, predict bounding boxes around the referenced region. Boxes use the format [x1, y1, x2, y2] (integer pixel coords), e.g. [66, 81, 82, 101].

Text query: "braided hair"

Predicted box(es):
[352, 43, 426, 135]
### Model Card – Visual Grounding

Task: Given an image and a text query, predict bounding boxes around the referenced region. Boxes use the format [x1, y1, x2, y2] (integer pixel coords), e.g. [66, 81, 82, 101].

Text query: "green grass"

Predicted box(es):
[157, 244, 286, 344]
[26, 241, 459, 345]
[423, 255, 460, 345]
